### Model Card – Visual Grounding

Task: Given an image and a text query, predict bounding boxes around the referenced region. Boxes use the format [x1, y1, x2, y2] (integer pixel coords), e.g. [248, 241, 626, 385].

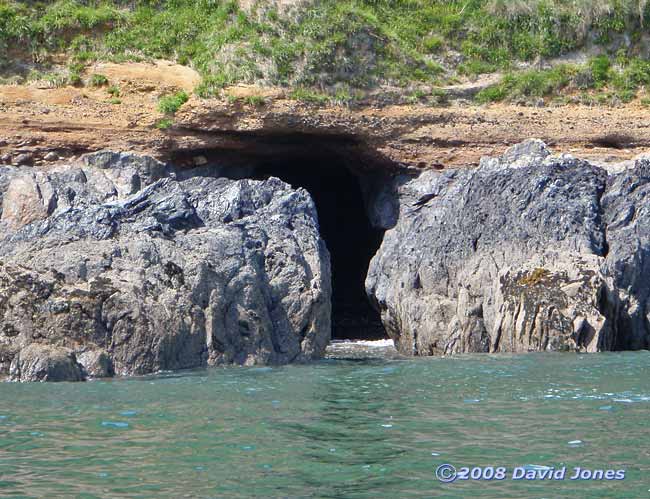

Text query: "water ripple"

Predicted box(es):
[0, 348, 647, 498]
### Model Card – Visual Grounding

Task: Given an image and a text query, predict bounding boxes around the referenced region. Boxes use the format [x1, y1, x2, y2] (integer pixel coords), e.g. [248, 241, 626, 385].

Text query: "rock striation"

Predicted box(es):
[5, 138, 650, 380]
[0, 152, 331, 381]
[367, 140, 650, 356]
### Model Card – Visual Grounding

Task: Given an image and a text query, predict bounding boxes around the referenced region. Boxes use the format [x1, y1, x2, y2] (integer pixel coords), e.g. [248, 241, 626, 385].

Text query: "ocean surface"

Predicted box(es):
[1, 340, 649, 499]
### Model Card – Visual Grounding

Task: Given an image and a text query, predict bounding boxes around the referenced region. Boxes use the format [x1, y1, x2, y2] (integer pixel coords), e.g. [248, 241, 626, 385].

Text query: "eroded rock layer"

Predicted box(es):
[0, 153, 331, 381]
[367, 140, 650, 356]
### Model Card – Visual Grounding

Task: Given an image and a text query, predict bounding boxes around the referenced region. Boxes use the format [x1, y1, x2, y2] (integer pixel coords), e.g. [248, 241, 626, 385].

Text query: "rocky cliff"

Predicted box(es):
[367, 140, 650, 356]
[0, 153, 331, 381]
[5, 138, 650, 381]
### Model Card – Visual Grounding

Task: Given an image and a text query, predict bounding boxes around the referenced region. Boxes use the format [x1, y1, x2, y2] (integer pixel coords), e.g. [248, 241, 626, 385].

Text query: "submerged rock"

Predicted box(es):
[367, 140, 650, 355]
[0, 153, 331, 380]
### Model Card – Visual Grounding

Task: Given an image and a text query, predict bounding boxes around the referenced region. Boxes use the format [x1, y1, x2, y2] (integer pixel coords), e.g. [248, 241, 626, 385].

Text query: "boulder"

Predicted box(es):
[13, 153, 33, 166]
[366, 140, 641, 355]
[77, 349, 114, 378]
[9, 344, 84, 382]
[0, 154, 331, 380]
[1, 173, 55, 229]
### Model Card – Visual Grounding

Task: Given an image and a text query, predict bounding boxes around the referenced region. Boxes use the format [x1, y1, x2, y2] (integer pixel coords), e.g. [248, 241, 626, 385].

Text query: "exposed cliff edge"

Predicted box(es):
[367, 140, 650, 356]
[5, 139, 650, 381]
[0, 153, 331, 381]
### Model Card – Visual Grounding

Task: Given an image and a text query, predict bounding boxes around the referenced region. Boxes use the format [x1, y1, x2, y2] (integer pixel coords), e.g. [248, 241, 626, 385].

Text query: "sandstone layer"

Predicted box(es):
[2, 82, 650, 175]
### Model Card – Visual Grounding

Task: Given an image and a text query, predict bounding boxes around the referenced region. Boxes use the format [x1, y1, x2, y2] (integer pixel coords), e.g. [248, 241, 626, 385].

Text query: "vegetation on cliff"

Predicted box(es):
[1, 0, 650, 105]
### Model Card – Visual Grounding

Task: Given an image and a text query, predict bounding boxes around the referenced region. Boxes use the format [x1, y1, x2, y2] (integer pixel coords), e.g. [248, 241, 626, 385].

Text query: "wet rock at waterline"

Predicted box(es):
[0, 154, 331, 381]
[366, 140, 650, 356]
[5, 140, 650, 381]
[9, 344, 84, 382]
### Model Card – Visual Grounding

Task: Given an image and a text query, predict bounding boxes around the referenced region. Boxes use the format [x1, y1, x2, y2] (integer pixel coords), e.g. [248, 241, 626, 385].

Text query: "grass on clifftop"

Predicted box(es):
[476, 55, 650, 105]
[1, 0, 650, 104]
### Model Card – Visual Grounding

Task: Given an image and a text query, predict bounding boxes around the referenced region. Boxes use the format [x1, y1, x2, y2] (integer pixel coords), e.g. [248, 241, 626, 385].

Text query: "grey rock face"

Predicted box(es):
[9, 344, 84, 382]
[367, 140, 650, 355]
[0, 153, 331, 380]
[601, 159, 650, 350]
[77, 349, 114, 378]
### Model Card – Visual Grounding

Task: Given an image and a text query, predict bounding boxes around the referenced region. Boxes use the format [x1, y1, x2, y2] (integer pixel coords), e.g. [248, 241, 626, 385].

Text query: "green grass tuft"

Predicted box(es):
[158, 91, 189, 114]
[155, 118, 173, 129]
[475, 56, 650, 104]
[289, 88, 330, 105]
[590, 55, 612, 86]
[243, 95, 265, 106]
[89, 73, 108, 87]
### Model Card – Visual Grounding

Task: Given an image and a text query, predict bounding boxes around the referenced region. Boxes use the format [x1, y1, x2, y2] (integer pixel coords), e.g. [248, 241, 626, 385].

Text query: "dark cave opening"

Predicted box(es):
[169, 135, 392, 340]
[252, 152, 388, 340]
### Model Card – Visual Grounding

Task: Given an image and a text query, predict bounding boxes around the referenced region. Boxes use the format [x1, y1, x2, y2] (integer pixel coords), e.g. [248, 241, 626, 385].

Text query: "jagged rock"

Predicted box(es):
[601, 159, 650, 350]
[366, 139, 640, 355]
[77, 349, 114, 378]
[81, 151, 171, 196]
[9, 344, 84, 382]
[0, 343, 17, 377]
[0, 154, 331, 380]
[1, 173, 55, 229]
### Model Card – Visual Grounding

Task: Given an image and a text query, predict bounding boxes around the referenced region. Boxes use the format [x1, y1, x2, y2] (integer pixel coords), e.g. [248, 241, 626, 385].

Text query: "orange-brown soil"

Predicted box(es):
[1, 61, 649, 171]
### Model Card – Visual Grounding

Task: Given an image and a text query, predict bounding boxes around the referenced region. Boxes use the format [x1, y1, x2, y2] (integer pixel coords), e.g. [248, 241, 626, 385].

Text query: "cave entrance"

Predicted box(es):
[170, 136, 391, 341]
[252, 149, 387, 341]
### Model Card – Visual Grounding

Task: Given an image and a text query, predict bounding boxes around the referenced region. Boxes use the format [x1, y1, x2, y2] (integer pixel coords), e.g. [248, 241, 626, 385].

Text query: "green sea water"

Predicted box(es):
[1, 341, 649, 499]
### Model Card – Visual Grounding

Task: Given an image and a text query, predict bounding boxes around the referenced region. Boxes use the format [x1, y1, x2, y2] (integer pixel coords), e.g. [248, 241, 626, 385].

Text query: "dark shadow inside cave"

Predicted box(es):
[170, 135, 391, 341]
[252, 152, 387, 340]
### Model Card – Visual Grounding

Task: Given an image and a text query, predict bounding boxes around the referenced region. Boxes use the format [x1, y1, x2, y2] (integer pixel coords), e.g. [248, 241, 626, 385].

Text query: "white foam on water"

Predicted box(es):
[330, 339, 395, 348]
[325, 338, 399, 360]
[523, 464, 552, 471]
